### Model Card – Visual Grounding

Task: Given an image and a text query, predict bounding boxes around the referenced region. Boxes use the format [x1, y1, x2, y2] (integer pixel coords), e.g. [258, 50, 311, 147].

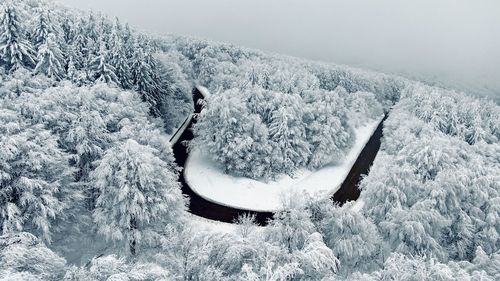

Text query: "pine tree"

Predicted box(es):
[71, 19, 88, 70]
[109, 25, 132, 88]
[0, 2, 36, 72]
[92, 139, 186, 255]
[97, 14, 112, 47]
[34, 33, 64, 80]
[90, 41, 119, 85]
[130, 42, 160, 114]
[86, 12, 99, 43]
[65, 45, 78, 81]
[60, 15, 76, 45]
[31, 10, 51, 49]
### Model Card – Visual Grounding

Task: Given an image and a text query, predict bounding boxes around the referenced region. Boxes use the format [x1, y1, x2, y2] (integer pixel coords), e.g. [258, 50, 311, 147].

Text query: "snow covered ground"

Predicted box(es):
[187, 214, 240, 234]
[185, 118, 382, 211]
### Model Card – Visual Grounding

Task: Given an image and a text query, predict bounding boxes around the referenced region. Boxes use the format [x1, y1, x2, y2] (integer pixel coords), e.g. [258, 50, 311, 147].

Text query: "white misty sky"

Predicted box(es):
[56, 0, 500, 99]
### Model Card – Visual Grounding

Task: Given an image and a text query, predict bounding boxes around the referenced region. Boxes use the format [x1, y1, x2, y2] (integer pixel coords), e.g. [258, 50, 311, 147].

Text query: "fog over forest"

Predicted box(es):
[57, 0, 500, 101]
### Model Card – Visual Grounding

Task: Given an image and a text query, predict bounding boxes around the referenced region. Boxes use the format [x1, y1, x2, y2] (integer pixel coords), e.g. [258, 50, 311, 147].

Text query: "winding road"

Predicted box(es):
[171, 87, 386, 226]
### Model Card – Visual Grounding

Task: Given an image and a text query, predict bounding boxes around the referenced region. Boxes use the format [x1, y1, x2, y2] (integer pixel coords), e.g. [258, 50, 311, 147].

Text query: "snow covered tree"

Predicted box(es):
[34, 33, 64, 80]
[303, 89, 354, 169]
[70, 19, 88, 69]
[31, 10, 51, 49]
[264, 64, 320, 95]
[109, 26, 132, 89]
[154, 53, 192, 132]
[65, 45, 83, 84]
[130, 42, 161, 115]
[0, 109, 71, 242]
[158, 226, 246, 280]
[90, 41, 119, 85]
[366, 252, 494, 281]
[320, 203, 382, 273]
[60, 14, 76, 45]
[63, 255, 171, 281]
[91, 139, 186, 255]
[266, 193, 316, 252]
[345, 90, 384, 128]
[294, 232, 340, 278]
[66, 108, 110, 209]
[268, 94, 311, 176]
[193, 89, 274, 179]
[0, 2, 36, 72]
[0, 232, 67, 280]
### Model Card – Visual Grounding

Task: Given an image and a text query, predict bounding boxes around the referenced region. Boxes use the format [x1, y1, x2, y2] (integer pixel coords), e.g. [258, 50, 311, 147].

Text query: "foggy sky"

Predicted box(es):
[56, 0, 500, 100]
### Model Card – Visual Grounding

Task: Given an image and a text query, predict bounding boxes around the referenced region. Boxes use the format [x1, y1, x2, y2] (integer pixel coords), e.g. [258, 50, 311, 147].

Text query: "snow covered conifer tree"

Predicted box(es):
[90, 40, 119, 85]
[71, 20, 88, 69]
[0, 2, 36, 72]
[109, 26, 132, 88]
[130, 42, 161, 115]
[31, 10, 51, 49]
[65, 46, 79, 82]
[92, 139, 186, 255]
[60, 15, 76, 45]
[34, 33, 64, 80]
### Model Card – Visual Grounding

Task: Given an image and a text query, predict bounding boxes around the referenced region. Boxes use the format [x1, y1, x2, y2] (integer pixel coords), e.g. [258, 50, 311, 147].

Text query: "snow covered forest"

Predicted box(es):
[0, 0, 499, 280]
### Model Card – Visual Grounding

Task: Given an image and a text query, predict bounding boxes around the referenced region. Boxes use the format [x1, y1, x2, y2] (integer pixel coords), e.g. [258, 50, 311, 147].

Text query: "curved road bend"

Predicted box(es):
[171, 87, 387, 226]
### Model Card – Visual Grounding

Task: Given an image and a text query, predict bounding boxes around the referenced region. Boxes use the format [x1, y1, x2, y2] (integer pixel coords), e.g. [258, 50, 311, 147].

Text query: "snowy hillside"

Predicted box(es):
[0, 0, 498, 280]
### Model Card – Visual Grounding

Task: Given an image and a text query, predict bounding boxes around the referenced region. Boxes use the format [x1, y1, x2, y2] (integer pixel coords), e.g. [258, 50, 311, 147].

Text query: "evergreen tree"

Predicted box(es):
[31, 10, 51, 49]
[109, 25, 132, 88]
[60, 15, 76, 45]
[85, 12, 99, 43]
[130, 43, 160, 115]
[71, 19, 88, 70]
[34, 33, 64, 80]
[65, 45, 78, 82]
[90, 41, 119, 85]
[92, 139, 186, 255]
[0, 2, 36, 72]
